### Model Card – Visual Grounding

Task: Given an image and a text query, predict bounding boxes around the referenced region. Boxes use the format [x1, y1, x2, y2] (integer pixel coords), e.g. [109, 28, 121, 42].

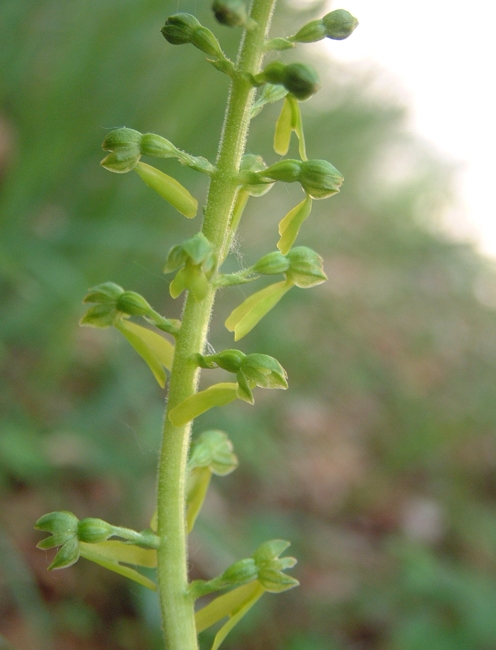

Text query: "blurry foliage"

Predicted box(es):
[2, 0, 496, 649]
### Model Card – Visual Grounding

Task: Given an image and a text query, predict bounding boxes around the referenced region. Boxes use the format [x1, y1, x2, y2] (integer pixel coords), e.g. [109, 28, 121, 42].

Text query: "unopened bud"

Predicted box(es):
[102, 128, 142, 152]
[162, 13, 225, 60]
[212, 0, 249, 27]
[322, 9, 358, 40]
[299, 159, 343, 198]
[161, 13, 200, 44]
[241, 353, 288, 390]
[282, 63, 320, 101]
[35, 511, 78, 538]
[286, 247, 327, 287]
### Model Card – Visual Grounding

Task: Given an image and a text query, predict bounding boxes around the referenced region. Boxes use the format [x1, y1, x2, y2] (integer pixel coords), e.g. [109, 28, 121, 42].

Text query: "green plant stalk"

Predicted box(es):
[156, 2, 277, 649]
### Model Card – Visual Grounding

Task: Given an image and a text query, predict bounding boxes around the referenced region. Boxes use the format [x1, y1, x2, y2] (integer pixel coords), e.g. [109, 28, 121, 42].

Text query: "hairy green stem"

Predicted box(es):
[156, 2, 277, 649]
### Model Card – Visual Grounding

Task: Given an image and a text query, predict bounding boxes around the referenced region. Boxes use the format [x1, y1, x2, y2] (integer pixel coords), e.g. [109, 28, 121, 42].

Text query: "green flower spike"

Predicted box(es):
[164, 233, 216, 301]
[186, 430, 238, 531]
[134, 162, 198, 218]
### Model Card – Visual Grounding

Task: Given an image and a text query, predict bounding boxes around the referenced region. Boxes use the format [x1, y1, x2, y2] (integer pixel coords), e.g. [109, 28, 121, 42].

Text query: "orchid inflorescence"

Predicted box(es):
[36, 2, 358, 649]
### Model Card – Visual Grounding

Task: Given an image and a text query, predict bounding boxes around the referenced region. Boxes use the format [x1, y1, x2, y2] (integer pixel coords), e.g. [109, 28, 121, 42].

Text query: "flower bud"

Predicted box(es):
[212, 0, 249, 27]
[139, 133, 178, 158]
[286, 246, 327, 288]
[161, 13, 200, 44]
[299, 159, 343, 199]
[102, 128, 142, 152]
[116, 291, 153, 317]
[162, 13, 225, 59]
[252, 251, 290, 275]
[240, 353, 288, 390]
[77, 518, 114, 544]
[282, 63, 320, 101]
[35, 511, 78, 537]
[83, 282, 124, 305]
[322, 9, 358, 40]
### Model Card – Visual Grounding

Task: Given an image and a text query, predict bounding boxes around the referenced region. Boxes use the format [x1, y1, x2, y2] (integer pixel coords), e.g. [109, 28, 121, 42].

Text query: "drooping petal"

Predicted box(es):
[277, 194, 313, 255]
[134, 162, 198, 218]
[168, 383, 239, 426]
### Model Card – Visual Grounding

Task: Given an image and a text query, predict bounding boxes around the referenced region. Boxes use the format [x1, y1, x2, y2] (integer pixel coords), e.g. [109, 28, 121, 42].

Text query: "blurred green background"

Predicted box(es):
[2, 1, 496, 649]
